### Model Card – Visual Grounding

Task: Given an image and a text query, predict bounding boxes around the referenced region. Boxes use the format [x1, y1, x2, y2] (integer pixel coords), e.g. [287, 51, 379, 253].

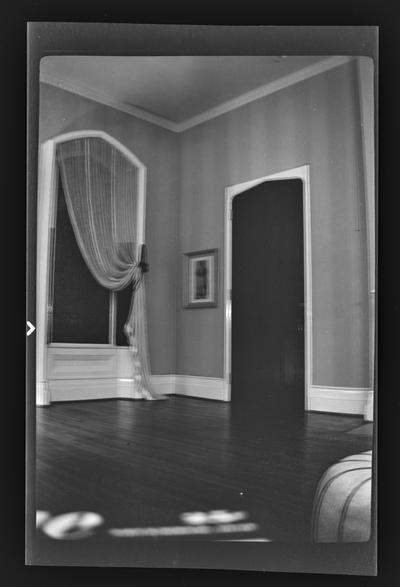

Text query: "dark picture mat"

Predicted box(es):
[183, 249, 218, 307]
[10, 14, 394, 584]
[193, 258, 210, 300]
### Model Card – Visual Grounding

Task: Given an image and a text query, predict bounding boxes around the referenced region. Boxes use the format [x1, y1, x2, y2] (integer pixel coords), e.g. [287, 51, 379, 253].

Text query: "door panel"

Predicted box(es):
[231, 179, 304, 419]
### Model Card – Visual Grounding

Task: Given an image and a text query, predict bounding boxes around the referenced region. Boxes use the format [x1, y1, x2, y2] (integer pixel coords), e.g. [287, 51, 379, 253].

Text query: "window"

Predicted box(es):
[49, 165, 133, 346]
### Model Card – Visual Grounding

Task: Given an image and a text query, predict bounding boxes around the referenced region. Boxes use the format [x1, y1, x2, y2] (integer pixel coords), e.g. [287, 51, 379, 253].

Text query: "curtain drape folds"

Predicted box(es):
[57, 137, 165, 400]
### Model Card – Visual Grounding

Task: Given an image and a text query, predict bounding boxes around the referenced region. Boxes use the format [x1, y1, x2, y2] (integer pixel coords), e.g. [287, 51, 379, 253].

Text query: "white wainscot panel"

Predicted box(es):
[49, 379, 118, 402]
[47, 346, 117, 380]
[47, 345, 118, 402]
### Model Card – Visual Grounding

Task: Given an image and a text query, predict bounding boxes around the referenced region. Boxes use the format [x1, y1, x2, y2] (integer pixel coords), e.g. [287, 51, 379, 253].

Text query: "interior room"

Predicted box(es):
[33, 53, 375, 557]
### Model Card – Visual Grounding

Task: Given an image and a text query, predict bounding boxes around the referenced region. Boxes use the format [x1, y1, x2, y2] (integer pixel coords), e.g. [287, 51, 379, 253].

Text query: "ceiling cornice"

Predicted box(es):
[39, 70, 179, 132]
[40, 55, 354, 134]
[175, 56, 353, 131]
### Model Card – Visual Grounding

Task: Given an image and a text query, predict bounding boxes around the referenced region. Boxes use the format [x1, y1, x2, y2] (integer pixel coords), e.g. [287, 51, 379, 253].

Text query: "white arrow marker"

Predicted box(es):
[26, 321, 36, 336]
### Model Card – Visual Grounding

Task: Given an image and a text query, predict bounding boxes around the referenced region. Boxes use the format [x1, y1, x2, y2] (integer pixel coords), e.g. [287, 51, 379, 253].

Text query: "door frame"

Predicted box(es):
[36, 130, 147, 406]
[223, 165, 313, 410]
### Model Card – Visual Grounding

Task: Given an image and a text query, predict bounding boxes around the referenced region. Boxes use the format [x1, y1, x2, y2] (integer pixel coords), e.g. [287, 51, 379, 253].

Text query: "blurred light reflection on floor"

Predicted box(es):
[36, 508, 270, 541]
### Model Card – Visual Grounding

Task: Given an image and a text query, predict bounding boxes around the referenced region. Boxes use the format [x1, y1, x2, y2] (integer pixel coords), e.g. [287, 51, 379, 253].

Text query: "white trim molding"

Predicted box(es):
[309, 386, 372, 416]
[49, 379, 118, 403]
[117, 379, 146, 400]
[36, 381, 51, 406]
[177, 57, 353, 132]
[46, 374, 228, 404]
[174, 376, 229, 402]
[364, 389, 374, 422]
[150, 375, 176, 396]
[36, 131, 147, 406]
[356, 56, 376, 423]
[224, 165, 313, 409]
[149, 375, 229, 401]
[40, 71, 178, 132]
[41, 373, 372, 415]
[40, 56, 353, 133]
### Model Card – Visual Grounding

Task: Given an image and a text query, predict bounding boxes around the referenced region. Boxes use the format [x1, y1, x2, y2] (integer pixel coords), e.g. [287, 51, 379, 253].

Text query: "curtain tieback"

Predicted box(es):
[138, 244, 149, 273]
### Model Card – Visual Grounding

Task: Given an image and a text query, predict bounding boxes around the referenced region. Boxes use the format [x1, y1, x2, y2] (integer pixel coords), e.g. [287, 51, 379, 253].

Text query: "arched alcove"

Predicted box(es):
[36, 131, 147, 405]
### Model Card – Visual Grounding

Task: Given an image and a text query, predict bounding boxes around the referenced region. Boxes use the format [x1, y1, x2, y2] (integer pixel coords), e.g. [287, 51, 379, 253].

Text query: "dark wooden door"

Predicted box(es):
[231, 179, 304, 421]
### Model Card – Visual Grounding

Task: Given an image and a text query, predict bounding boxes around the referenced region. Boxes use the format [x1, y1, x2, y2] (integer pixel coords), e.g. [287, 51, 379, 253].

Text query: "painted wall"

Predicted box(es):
[176, 60, 370, 388]
[40, 59, 371, 390]
[356, 57, 375, 394]
[39, 82, 180, 375]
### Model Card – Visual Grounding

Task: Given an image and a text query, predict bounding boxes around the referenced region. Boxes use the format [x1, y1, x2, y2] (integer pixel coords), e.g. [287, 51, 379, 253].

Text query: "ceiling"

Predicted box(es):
[40, 55, 345, 130]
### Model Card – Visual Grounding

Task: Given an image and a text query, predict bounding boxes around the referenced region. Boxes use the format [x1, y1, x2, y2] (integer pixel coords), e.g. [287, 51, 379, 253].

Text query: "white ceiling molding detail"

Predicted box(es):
[176, 56, 353, 131]
[40, 56, 353, 133]
[39, 70, 178, 132]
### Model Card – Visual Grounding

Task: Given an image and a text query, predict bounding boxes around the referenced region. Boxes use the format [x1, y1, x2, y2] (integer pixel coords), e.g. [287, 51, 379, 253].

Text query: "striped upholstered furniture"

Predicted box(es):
[311, 450, 372, 543]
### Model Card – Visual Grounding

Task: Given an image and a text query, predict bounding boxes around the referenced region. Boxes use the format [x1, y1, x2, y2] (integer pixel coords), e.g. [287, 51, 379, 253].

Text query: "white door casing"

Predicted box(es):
[223, 165, 313, 409]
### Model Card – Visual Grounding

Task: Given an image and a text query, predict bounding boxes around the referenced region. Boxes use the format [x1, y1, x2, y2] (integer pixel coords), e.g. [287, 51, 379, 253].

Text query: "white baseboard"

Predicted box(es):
[364, 389, 374, 422]
[118, 375, 178, 399]
[48, 378, 118, 402]
[47, 374, 227, 403]
[45, 372, 371, 414]
[174, 375, 229, 402]
[36, 380, 51, 406]
[309, 386, 371, 415]
[117, 378, 145, 400]
[150, 374, 229, 401]
[150, 375, 176, 395]
[151, 374, 228, 401]
[49, 377, 174, 402]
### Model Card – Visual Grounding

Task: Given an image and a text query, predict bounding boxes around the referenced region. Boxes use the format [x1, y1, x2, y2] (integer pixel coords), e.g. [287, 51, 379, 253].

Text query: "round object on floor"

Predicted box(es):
[311, 450, 372, 543]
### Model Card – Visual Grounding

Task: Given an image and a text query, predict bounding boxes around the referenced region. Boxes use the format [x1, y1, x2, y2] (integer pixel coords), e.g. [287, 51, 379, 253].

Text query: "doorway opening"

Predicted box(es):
[224, 165, 312, 419]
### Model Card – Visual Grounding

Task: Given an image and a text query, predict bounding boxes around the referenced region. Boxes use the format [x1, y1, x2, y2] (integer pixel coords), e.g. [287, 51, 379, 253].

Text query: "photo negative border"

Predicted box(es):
[27, 23, 378, 576]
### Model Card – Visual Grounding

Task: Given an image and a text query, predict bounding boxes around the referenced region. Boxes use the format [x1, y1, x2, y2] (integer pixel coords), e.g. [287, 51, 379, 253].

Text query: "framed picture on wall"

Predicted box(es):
[183, 249, 218, 308]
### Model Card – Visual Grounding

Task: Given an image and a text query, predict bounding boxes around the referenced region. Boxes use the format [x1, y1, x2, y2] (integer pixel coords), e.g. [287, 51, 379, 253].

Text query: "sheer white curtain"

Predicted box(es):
[57, 136, 165, 400]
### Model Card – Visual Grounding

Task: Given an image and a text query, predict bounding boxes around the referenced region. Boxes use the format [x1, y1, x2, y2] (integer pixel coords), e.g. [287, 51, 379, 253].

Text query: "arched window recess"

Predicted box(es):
[36, 130, 161, 405]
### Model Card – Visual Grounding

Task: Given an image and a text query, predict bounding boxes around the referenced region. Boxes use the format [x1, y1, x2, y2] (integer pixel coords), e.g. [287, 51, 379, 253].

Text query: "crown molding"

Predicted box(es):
[176, 56, 354, 131]
[40, 56, 354, 134]
[40, 70, 179, 132]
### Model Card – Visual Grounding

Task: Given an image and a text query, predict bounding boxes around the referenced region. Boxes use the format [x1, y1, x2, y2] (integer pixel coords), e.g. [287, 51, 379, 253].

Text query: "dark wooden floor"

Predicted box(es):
[35, 396, 373, 548]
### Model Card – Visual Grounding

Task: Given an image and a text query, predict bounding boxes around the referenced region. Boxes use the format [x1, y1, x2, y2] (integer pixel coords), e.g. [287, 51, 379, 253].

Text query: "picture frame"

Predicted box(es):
[183, 249, 218, 308]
